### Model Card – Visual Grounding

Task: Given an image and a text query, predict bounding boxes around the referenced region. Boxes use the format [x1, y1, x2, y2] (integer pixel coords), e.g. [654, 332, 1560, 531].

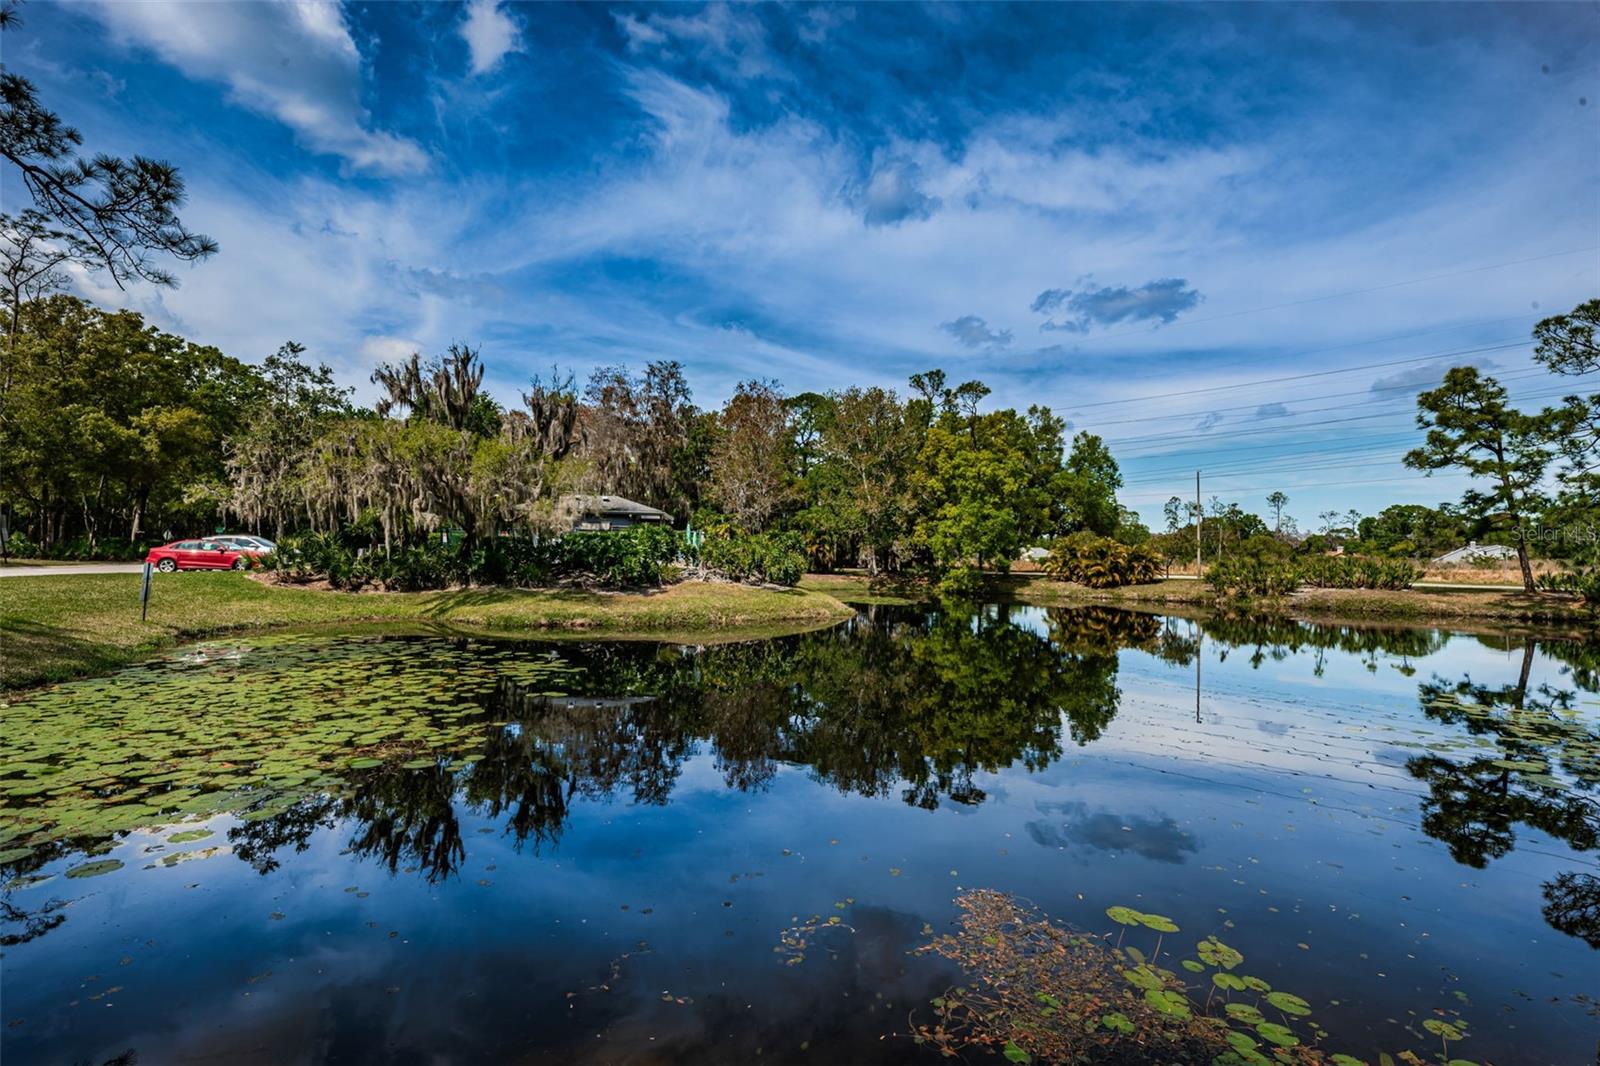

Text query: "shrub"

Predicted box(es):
[1538, 567, 1600, 613]
[268, 524, 683, 590]
[1043, 532, 1163, 588]
[1296, 554, 1419, 590]
[699, 530, 807, 587]
[1204, 557, 1299, 597]
[11, 535, 149, 562]
[1235, 533, 1292, 563]
[936, 564, 984, 599]
[554, 524, 682, 587]
[266, 530, 359, 587]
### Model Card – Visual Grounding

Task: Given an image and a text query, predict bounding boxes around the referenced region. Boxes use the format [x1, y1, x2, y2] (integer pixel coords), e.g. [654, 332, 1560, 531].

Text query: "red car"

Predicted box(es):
[145, 539, 254, 573]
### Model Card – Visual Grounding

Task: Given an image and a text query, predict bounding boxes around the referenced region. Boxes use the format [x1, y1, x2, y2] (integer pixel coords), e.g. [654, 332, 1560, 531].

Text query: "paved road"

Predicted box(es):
[0, 562, 145, 578]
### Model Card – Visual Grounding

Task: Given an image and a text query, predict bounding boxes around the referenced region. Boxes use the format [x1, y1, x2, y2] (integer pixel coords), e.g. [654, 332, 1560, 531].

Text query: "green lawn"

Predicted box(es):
[0, 573, 854, 690]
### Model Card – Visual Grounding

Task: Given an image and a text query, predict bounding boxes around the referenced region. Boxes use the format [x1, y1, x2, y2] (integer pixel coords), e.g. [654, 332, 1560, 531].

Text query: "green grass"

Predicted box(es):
[0, 573, 855, 690]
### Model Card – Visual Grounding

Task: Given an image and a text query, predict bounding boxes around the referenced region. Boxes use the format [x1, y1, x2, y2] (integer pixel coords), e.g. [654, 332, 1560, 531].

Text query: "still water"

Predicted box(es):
[1, 604, 1596, 1064]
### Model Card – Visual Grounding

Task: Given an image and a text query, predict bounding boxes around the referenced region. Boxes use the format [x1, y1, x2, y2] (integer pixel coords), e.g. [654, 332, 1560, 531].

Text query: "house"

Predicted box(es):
[569, 494, 674, 532]
[1431, 541, 1517, 566]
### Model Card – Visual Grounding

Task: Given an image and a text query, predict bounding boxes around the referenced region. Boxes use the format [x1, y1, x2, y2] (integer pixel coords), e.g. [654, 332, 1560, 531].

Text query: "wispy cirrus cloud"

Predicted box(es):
[87, 0, 428, 175]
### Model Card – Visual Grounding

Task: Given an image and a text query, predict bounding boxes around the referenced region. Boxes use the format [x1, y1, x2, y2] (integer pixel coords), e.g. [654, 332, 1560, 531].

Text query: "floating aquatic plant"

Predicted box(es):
[916, 891, 1481, 1066]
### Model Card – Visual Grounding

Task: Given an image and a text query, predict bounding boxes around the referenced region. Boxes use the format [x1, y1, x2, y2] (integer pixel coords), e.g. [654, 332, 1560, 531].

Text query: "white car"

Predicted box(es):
[212, 535, 277, 554]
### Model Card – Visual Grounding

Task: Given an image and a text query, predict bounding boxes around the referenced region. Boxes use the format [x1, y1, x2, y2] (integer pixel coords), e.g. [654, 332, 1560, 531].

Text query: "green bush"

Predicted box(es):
[1235, 533, 1292, 563]
[699, 530, 807, 586]
[1042, 532, 1163, 588]
[7, 534, 149, 562]
[1203, 553, 1420, 598]
[555, 524, 682, 587]
[265, 531, 358, 587]
[1204, 557, 1299, 597]
[1537, 567, 1600, 613]
[267, 524, 682, 590]
[1296, 554, 1419, 590]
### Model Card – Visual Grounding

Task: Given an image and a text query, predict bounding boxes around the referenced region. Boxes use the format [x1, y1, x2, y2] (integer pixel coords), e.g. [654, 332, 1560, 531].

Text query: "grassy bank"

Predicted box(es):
[802, 571, 1597, 628]
[1, 573, 855, 690]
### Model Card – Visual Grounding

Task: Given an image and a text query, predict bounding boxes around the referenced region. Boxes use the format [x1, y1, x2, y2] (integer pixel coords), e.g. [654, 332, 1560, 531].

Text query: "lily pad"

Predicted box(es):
[1256, 1022, 1299, 1047]
[1266, 991, 1312, 1016]
[65, 859, 124, 879]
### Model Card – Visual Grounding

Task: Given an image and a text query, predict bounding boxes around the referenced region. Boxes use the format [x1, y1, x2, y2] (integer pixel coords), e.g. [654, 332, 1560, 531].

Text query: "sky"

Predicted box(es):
[5, 1, 1598, 528]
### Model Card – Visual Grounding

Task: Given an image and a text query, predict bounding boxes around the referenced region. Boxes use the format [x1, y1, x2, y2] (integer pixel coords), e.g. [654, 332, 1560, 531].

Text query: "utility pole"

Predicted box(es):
[1195, 470, 1202, 575]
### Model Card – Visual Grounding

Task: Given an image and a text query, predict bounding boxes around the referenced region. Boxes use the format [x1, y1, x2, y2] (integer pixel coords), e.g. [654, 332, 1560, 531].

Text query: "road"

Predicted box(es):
[0, 562, 146, 578]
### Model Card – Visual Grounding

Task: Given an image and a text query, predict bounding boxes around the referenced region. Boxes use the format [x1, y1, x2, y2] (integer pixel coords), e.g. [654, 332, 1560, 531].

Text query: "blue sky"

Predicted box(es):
[7, 1, 1597, 527]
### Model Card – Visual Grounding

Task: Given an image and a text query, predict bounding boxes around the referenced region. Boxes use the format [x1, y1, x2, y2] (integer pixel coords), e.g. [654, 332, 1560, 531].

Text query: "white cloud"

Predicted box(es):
[358, 336, 424, 366]
[88, 0, 428, 175]
[461, 0, 521, 77]
[613, 4, 790, 81]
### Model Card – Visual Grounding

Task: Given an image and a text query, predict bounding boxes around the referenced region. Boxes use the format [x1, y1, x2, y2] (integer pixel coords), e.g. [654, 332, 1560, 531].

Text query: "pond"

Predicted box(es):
[1, 604, 1596, 1064]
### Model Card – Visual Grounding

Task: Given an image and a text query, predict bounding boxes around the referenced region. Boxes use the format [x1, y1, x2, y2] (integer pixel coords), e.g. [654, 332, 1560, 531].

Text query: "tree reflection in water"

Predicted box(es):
[1405, 637, 1600, 949]
[203, 607, 1596, 950]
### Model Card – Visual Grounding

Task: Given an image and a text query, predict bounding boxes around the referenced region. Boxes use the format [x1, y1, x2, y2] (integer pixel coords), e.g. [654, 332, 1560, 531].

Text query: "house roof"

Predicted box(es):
[570, 494, 673, 520]
[1431, 542, 1516, 565]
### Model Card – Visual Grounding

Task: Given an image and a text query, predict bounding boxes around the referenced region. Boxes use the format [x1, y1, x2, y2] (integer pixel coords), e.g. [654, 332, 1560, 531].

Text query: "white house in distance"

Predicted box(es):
[1430, 541, 1517, 566]
[569, 495, 674, 532]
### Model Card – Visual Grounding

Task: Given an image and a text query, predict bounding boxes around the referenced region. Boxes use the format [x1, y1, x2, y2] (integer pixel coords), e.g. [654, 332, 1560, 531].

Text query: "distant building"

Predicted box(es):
[569, 494, 674, 532]
[1431, 541, 1516, 566]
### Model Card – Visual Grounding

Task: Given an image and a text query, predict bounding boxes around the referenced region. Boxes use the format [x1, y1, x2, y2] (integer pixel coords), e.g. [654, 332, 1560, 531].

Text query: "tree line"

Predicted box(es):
[0, 295, 1133, 586]
[2, 291, 1597, 590]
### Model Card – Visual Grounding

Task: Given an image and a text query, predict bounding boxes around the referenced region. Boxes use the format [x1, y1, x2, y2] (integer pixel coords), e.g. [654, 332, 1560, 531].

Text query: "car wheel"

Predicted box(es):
[231, 558, 248, 570]
[157, 559, 177, 573]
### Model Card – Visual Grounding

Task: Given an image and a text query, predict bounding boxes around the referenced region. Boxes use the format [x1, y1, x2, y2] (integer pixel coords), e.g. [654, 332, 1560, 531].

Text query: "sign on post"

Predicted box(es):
[140, 561, 153, 622]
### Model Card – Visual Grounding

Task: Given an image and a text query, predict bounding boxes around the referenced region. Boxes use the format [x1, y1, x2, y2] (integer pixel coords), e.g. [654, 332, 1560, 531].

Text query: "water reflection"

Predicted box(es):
[1402, 641, 1600, 949]
[3, 605, 1596, 957]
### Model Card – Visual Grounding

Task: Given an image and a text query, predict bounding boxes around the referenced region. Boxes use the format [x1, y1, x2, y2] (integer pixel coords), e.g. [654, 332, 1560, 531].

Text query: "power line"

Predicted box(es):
[1066, 340, 1528, 411]
[1108, 379, 1587, 452]
[1121, 472, 1467, 503]
[1080, 365, 1557, 431]
[1120, 436, 1423, 485]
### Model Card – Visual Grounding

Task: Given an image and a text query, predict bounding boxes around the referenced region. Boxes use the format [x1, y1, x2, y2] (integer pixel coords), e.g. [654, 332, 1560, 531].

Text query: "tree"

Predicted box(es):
[1163, 495, 1184, 534]
[582, 360, 696, 514]
[1056, 431, 1121, 536]
[1404, 367, 1555, 592]
[0, 209, 78, 365]
[708, 379, 793, 532]
[1266, 491, 1288, 533]
[803, 385, 917, 574]
[1532, 300, 1600, 527]
[1532, 298, 1599, 375]
[2, 294, 260, 548]
[786, 391, 832, 478]
[372, 344, 488, 434]
[0, 17, 216, 288]
[226, 342, 352, 539]
[912, 413, 1038, 578]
